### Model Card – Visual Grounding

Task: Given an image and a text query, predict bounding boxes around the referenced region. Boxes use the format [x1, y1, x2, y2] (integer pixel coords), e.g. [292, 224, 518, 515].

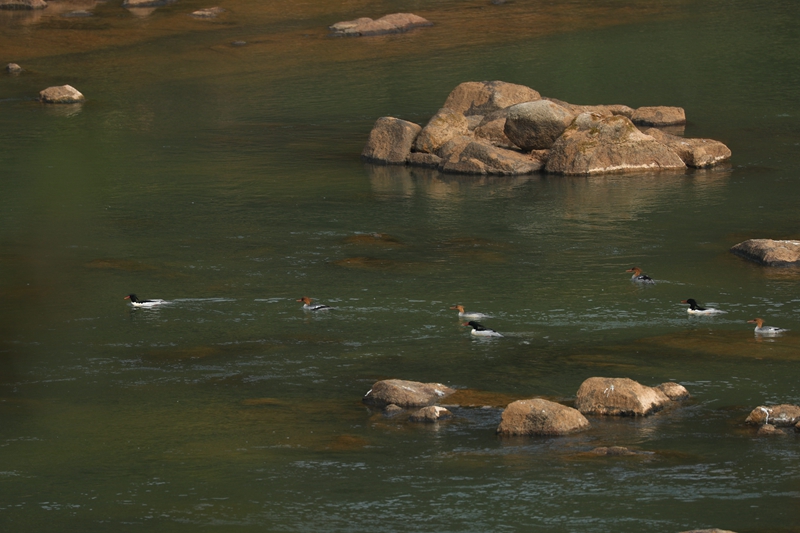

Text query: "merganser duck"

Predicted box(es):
[124, 294, 166, 308]
[626, 267, 655, 284]
[682, 299, 725, 315]
[463, 321, 503, 337]
[450, 305, 489, 320]
[297, 296, 332, 311]
[747, 318, 788, 336]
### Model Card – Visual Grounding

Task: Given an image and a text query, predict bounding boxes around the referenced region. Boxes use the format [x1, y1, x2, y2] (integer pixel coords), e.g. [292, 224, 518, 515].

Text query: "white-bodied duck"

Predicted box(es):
[463, 321, 503, 337]
[747, 318, 788, 336]
[450, 305, 489, 320]
[682, 299, 725, 315]
[297, 296, 332, 311]
[626, 267, 655, 284]
[124, 294, 166, 308]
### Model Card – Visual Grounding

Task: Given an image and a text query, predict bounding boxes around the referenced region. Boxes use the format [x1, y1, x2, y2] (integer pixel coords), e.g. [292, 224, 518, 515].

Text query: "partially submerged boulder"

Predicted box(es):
[644, 128, 731, 168]
[0, 0, 46, 8]
[497, 398, 590, 436]
[575, 377, 681, 416]
[39, 85, 85, 104]
[504, 100, 576, 150]
[730, 239, 800, 266]
[363, 379, 455, 408]
[362, 117, 422, 164]
[409, 406, 453, 423]
[545, 113, 686, 175]
[440, 140, 545, 175]
[631, 106, 686, 127]
[654, 382, 690, 400]
[442, 81, 541, 117]
[744, 404, 800, 427]
[329, 13, 432, 36]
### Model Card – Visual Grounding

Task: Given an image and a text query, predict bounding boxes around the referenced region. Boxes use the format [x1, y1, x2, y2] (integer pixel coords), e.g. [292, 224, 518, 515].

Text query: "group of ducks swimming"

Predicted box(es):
[125, 267, 790, 338]
[626, 267, 789, 336]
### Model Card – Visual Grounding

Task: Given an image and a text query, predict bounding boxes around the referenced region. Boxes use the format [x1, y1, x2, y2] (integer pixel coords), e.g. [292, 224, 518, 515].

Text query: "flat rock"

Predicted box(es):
[440, 140, 544, 175]
[363, 379, 455, 408]
[545, 112, 686, 175]
[413, 108, 470, 156]
[362, 117, 422, 164]
[329, 13, 432, 36]
[504, 99, 576, 151]
[39, 85, 85, 104]
[575, 377, 673, 416]
[409, 406, 452, 423]
[442, 80, 540, 116]
[644, 128, 731, 168]
[497, 398, 590, 436]
[730, 239, 800, 266]
[744, 404, 800, 427]
[631, 105, 686, 127]
[0, 0, 46, 8]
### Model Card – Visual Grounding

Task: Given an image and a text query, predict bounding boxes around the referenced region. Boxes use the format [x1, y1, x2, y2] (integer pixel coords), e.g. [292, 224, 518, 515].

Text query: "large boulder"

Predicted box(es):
[631, 106, 686, 127]
[440, 140, 545, 175]
[0, 0, 46, 8]
[363, 379, 455, 408]
[362, 117, 422, 164]
[329, 13, 432, 36]
[575, 377, 676, 416]
[744, 404, 800, 427]
[497, 398, 590, 436]
[730, 239, 800, 266]
[504, 100, 576, 151]
[413, 108, 471, 156]
[644, 128, 731, 168]
[442, 81, 540, 117]
[39, 85, 85, 104]
[545, 113, 686, 175]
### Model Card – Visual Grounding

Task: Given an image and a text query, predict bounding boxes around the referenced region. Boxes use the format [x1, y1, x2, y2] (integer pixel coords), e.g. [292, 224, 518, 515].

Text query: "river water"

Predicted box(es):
[1, 1, 799, 532]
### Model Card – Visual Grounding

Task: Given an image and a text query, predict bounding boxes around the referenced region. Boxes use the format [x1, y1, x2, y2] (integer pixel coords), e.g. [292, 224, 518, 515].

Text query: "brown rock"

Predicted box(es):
[474, 111, 514, 147]
[0, 0, 46, 8]
[413, 108, 470, 156]
[407, 152, 442, 169]
[39, 85, 85, 104]
[440, 141, 544, 175]
[744, 404, 800, 427]
[363, 379, 455, 408]
[497, 398, 590, 436]
[409, 406, 452, 423]
[442, 81, 540, 116]
[644, 128, 731, 168]
[654, 382, 690, 400]
[544, 97, 634, 118]
[329, 13, 432, 36]
[589, 446, 641, 456]
[123, 0, 175, 6]
[362, 117, 422, 165]
[631, 106, 686, 127]
[191, 6, 224, 17]
[6, 63, 23, 73]
[575, 377, 673, 417]
[757, 423, 785, 436]
[730, 239, 800, 266]
[383, 404, 404, 417]
[504, 100, 577, 151]
[545, 113, 686, 175]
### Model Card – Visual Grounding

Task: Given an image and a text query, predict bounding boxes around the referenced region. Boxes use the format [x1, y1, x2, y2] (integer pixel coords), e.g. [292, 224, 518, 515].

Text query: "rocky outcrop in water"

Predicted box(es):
[362, 80, 731, 175]
[730, 239, 800, 266]
[744, 404, 800, 427]
[362, 379, 455, 408]
[496, 398, 590, 436]
[575, 377, 687, 416]
[39, 85, 85, 104]
[329, 13, 432, 36]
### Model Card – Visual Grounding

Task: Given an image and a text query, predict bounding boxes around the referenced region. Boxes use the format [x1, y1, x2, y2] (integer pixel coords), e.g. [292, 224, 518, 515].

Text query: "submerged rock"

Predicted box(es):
[756, 423, 786, 436]
[545, 113, 686, 175]
[575, 377, 680, 416]
[744, 404, 800, 427]
[329, 13, 432, 36]
[39, 85, 85, 104]
[644, 128, 731, 168]
[730, 239, 800, 266]
[409, 405, 453, 423]
[362, 379, 455, 408]
[497, 398, 590, 436]
[191, 6, 225, 18]
[0, 0, 46, 9]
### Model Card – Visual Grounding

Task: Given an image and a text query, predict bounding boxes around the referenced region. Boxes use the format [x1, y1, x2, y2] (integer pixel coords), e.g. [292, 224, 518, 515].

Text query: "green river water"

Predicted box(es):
[1, 1, 799, 532]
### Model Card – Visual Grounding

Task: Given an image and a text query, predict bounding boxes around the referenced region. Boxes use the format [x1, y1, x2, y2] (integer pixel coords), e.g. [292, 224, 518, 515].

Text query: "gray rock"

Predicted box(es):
[362, 117, 422, 165]
[504, 100, 576, 150]
[545, 113, 686, 175]
[497, 398, 590, 436]
[730, 239, 800, 266]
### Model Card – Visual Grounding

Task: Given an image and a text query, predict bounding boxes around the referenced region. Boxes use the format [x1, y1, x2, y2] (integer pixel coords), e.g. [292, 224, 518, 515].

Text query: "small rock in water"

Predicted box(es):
[6, 63, 23, 74]
[62, 10, 93, 17]
[39, 85, 85, 104]
[191, 6, 225, 18]
[231, 40, 247, 47]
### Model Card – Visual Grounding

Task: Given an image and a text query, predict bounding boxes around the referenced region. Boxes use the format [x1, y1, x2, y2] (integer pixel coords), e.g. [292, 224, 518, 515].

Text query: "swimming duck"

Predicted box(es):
[626, 267, 655, 284]
[747, 318, 788, 336]
[463, 321, 503, 337]
[450, 305, 489, 319]
[682, 299, 725, 315]
[124, 294, 166, 308]
[297, 297, 332, 311]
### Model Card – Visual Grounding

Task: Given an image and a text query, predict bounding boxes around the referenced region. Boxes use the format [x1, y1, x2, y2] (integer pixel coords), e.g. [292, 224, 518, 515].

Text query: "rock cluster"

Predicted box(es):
[362, 80, 732, 175]
[730, 239, 800, 266]
[329, 13, 432, 37]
